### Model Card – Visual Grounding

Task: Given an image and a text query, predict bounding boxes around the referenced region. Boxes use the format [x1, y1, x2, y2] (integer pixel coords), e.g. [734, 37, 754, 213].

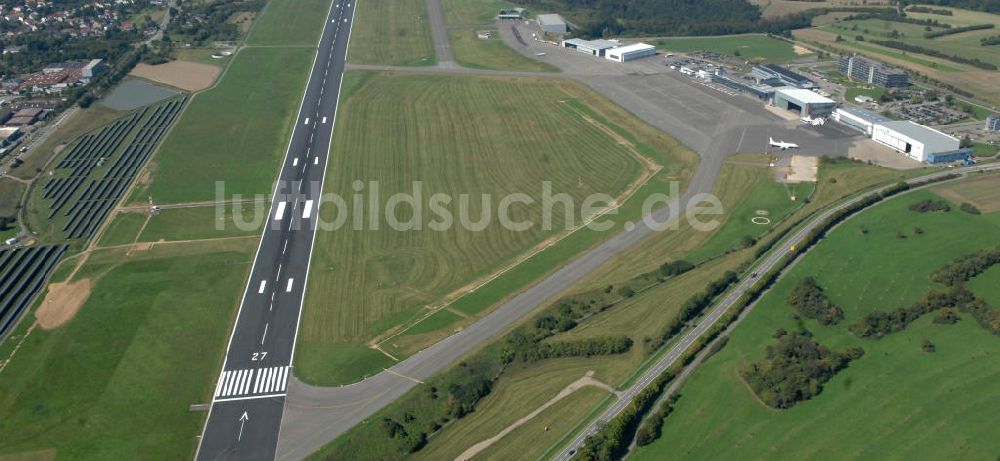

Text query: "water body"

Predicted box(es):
[101, 78, 180, 111]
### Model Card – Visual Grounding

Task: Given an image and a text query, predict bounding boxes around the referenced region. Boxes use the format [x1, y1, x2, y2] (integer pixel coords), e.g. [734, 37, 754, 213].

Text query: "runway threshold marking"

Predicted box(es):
[215, 366, 290, 398]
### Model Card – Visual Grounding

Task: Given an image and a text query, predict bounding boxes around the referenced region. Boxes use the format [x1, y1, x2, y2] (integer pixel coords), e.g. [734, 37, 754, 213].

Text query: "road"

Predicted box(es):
[194, 1, 356, 459]
[550, 163, 1000, 460]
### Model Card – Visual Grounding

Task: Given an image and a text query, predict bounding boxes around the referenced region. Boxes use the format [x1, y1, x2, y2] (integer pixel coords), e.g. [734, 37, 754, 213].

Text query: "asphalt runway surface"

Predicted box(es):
[194, 1, 356, 459]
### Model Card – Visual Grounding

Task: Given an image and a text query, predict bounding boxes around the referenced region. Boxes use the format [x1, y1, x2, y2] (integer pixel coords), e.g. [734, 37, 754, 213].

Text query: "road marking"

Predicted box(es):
[213, 393, 287, 403]
[258, 281, 266, 294]
[303, 199, 314, 219]
[276, 264, 282, 281]
[322, 116, 327, 124]
[320, 87, 324, 95]
[304, 117, 310, 125]
[313, 156, 319, 165]
[261, 323, 269, 344]
[274, 201, 287, 220]
[282, 239, 288, 255]
[286, 278, 294, 292]
[292, 157, 298, 167]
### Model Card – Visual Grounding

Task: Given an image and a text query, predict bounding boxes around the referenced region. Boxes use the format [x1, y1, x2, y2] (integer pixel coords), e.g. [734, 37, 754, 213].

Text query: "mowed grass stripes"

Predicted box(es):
[297, 72, 649, 384]
[346, 0, 435, 66]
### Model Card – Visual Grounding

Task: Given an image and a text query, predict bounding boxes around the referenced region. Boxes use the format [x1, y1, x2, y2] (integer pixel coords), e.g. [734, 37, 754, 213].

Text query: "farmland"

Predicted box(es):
[651, 34, 811, 63]
[794, 6, 1000, 105]
[346, 0, 435, 66]
[296, 71, 699, 385]
[134, 47, 314, 204]
[449, 28, 559, 72]
[247, 0, 333, 46]
[0, 240, 255, 460]
[632, 186, 1000, 460]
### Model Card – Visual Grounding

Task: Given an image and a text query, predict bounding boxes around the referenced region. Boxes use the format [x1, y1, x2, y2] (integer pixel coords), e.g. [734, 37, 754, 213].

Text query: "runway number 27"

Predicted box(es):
[252, 352, 268, 361]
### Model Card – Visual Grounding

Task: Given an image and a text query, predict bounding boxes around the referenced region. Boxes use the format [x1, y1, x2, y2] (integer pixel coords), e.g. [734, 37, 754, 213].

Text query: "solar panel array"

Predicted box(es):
[0, 245, 68, 337]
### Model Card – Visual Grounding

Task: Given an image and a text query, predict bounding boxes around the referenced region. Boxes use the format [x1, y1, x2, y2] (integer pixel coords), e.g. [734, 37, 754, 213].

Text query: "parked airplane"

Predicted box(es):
[769, 137, 799, 150]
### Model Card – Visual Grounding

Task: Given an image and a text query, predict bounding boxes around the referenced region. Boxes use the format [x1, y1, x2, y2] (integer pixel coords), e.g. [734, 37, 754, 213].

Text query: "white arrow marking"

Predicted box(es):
[238, 411, 249, 441]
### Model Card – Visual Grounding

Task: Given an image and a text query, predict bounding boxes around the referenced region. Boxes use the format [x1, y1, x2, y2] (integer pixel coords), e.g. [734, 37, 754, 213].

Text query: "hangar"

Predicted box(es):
[832, 106, 891, 135]
[773, 88, 835, 118]
[561, 38, 618, 57]
[872, 121, 960, 162]
[537, 14, 567, 33]
[605, 43, 655, 62]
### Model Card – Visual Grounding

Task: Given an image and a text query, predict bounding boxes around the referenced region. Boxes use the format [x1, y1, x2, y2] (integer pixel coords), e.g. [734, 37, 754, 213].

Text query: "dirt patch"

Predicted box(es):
[793, 45, 812, 56]
[934, 174, 1000, 213]
[786, 155, 818, 183]
[130, 60, 221, 92]
[35, 279, 92, 330]
[456, 371, 615, 461]
[0, 448, 57, 461]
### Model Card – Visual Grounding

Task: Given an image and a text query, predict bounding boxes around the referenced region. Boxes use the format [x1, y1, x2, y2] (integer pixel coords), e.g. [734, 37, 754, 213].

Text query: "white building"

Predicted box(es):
[832, 106, 891, 136]
[871, 120, 959, 162]
[605, 43, 655, 62]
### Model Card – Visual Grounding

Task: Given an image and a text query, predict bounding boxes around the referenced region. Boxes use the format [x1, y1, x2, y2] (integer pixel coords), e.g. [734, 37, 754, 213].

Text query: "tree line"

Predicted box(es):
[924, 23, 993, 39]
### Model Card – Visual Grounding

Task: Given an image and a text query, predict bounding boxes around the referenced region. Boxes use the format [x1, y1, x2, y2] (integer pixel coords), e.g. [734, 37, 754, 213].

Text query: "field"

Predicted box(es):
[346, 0, 435, 66]
[0, 240, 256, 460]
[133, 47, 314, 204]
[0, 177, 25, 217]
[933, 173, 1000, 213]
[794, 10, 1000, 105]
[651, 34, 811, 63]
[632, 186, 1000, 460]
[439, 0, 512, 25]
[130, 61, 221, 92]
[685, 159, 814, 261]
[448, 28, 559, 72]
[246, 0, 332, 46]
[296, 71, 699, 385]
[820, 16, 1000, 68]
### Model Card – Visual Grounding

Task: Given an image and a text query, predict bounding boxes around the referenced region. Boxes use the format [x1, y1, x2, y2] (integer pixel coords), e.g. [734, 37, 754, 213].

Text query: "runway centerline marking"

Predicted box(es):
[261, 323, 269, 344]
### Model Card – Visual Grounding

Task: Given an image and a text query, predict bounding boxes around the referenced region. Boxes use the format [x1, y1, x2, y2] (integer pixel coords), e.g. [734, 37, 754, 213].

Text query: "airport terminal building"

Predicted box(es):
[773, 88, 836, 118]
[871, 120, 960, 162]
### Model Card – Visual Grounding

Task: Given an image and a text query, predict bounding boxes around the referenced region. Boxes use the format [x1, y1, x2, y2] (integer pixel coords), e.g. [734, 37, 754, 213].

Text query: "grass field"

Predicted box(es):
[632, 186, 1000, 460]
[246, 0, 332, 46]
[932, 173, 1000, 213]
[449, 28, 559, 72]
[0, 240, 255, 460]
[296, 71, 698, 385]
[134, 47, 314, 204]
[686, 158, 814, 261]
[439, 0, 512, 24]
[346, 0, 435, 66]
[10, 105, 124, 181]
[651, 34, 811, 63]
[97, 211, 148, 247]
[0, 177, 25, 217]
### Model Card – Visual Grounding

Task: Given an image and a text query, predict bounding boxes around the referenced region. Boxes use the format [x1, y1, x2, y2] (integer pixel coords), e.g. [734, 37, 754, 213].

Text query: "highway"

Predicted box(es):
[550, 163, 1000, 460]
[194, 1, 356, 459]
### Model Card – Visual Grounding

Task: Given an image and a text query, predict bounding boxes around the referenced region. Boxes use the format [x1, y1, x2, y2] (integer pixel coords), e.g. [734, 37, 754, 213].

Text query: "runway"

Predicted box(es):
[194, 1, 356, 459]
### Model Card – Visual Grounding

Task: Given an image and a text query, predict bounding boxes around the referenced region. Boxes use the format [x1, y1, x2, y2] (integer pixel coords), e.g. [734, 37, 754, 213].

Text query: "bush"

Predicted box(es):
[742, 331, 862, 409]
[786, 277, 844, 325]
[960, 202, 982, 215]
[908, 199, 951, 213]
[921, 339, 936, 353]
[933, 308, 959, 324]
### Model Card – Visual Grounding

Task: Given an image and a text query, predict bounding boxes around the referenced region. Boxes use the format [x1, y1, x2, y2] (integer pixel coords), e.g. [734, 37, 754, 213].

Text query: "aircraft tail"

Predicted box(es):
[769, 137, 775, 145]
